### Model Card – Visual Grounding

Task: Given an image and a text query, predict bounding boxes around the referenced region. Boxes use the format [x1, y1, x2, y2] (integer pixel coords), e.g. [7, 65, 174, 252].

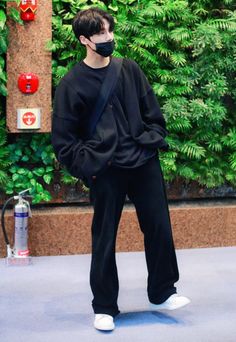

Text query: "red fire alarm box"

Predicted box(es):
[18, 73, 39, 94]
[19, 0, 38, 21]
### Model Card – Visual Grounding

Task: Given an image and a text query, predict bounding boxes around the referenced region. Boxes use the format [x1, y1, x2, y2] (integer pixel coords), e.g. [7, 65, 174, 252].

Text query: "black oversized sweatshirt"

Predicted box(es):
[51, 56, 169, 186]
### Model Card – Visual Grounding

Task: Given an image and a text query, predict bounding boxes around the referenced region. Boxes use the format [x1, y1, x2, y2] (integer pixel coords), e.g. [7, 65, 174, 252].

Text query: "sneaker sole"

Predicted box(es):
[94, 324, 115, 331]
[150, 298, 191, 311]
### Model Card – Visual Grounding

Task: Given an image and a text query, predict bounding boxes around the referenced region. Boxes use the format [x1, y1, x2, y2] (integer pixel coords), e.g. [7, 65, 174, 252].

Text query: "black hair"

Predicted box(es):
[72, 8, 115, 42]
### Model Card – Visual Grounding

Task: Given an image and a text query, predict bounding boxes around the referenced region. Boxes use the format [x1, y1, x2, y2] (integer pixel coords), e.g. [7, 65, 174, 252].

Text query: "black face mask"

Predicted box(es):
[89, 39, 115, 57]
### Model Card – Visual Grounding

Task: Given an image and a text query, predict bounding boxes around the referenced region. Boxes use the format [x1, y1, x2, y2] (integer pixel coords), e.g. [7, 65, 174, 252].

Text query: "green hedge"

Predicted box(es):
[0, 0, 236, 203]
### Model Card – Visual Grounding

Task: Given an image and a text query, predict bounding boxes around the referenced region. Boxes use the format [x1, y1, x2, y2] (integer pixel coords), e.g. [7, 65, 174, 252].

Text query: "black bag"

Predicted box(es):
[77, 57, 123, 187]
[86, 57, 123, 139]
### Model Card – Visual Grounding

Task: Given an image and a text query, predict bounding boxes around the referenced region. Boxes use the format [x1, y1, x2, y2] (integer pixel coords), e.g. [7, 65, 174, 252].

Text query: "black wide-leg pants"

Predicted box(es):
[89, 156, 179, 317]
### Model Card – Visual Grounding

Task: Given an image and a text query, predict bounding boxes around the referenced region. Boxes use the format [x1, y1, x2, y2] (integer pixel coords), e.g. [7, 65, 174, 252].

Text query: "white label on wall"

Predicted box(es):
[17, 108, 41, 129]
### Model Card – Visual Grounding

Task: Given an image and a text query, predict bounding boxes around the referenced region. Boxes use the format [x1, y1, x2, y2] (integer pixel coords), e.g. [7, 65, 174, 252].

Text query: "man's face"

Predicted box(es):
[89, 18, 114, 43]
[80, 18, 114, 50]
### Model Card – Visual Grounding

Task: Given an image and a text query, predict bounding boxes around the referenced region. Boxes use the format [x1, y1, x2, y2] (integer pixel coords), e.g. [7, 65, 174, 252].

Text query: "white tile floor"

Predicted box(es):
[1, 247, 236, 342]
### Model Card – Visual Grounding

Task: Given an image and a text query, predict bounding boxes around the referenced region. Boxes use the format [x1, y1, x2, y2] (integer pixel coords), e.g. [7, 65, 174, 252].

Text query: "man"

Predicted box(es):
[51, 7, 190, 331]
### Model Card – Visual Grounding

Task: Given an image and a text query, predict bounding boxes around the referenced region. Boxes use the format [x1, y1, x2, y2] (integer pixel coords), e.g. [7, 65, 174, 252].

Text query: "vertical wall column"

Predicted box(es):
[6, 0, 52, 133]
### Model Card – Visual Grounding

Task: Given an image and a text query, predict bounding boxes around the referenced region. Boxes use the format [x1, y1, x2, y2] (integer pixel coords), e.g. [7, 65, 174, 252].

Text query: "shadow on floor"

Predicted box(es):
[115, 310, 185, 327]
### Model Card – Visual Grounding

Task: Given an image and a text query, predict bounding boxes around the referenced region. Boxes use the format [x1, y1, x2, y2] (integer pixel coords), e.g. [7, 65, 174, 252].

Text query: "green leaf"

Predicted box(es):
[6, 189, 14, 194]
[12, 173, 19, 182]
[0, 10, 6, 30]
[0, 82, 7, 96]
[9, 166, 18, 174]
[21, 155, 29, 162]
[59, 50, 75, 60]
[9, 7, 23, 25]
[17, 168, 27, 175]
[30, 179, 37, 186]
[32, 167, 45, 177]
[108, 5, 118, 12]
[15, 149, 22, 157]
[27, 171, 33, 179]
[180, 141, 206, 160]
[32, 194, 42, 204]
[36, 182, 44, 192]
[43, 174, 52, 184]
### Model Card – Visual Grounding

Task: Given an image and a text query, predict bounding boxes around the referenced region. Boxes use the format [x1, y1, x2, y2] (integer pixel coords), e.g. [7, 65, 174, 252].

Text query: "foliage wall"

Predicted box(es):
[0, 0, 236, 203]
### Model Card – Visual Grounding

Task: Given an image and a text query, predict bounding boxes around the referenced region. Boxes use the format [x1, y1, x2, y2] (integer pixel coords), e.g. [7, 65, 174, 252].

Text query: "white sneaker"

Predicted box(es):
[94, 314, 115, 331]
[150, 294, 191, 311]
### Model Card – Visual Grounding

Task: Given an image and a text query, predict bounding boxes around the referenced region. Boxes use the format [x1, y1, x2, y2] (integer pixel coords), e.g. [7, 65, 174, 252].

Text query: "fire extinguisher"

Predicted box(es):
[1, 189, 33, 265]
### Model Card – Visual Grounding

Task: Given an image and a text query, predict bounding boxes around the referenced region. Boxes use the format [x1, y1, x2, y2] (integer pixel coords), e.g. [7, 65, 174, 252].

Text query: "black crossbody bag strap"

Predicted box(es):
[87, 57, 123, 139]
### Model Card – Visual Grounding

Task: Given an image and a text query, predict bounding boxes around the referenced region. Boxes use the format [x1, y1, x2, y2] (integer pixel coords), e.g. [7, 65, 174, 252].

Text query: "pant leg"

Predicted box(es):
[89, 166, 127, 317]
[127, 156, 179, 304]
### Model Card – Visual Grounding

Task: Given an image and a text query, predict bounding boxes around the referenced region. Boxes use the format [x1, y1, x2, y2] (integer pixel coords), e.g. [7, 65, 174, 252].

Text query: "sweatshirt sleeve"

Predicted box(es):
[51, 79, 85, 178]
[132, 61, 170, 151]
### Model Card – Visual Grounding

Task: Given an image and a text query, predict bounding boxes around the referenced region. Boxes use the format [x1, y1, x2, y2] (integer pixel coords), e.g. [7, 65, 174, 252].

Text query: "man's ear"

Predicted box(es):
[79, 35, 88, 46]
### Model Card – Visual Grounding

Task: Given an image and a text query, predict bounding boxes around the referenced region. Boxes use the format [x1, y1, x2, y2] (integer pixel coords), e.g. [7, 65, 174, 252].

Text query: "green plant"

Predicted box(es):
[6, 134, 55, 203]
[0, 0, 23, 98]
[49, 0, 236, 189]
[0, 0, 8, 98]
[0, 0, 20, 190]
[0, 117, 11, 188]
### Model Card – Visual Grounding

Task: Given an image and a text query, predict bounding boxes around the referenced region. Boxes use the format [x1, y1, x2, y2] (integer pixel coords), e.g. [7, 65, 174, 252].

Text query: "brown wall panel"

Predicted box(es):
[1, 205, 236, 258]
[6, 1, 52, 132]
